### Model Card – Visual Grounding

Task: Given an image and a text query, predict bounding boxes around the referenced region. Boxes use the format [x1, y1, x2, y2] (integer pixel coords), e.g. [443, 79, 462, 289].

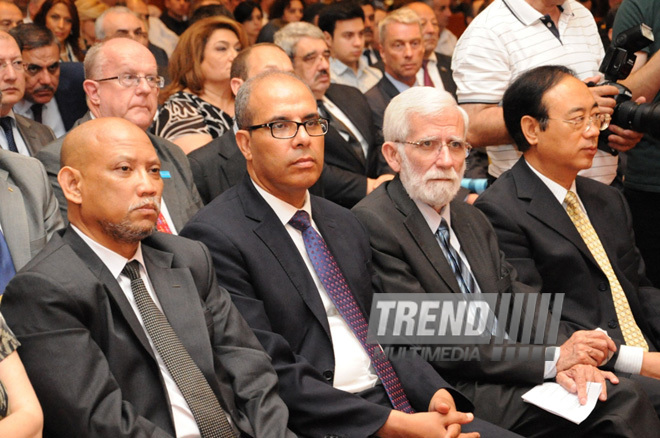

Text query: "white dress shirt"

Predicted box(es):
[14, 98, 66, 138]
[0, 110, 30, 156]
[415, 52, 446, 91]
[252, 181, 379, 393]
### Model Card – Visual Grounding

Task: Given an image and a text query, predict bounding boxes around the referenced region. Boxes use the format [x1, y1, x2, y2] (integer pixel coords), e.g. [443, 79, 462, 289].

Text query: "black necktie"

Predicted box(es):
[121, 261, 236, 438]
[31, 103, 43, 124]
[0, 117, 18, 153]
[317, 100, 365, 160]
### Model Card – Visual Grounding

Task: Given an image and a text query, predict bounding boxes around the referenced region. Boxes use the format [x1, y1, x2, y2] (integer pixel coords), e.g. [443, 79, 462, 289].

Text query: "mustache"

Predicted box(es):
[423, 168, 459, 181]
[315, 70, 329, 80]
[33, 85, 55, 94]
[129, 197, 161, 213]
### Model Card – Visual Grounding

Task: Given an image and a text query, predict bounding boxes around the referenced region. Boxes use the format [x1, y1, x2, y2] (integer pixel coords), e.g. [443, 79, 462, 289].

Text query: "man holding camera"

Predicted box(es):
[451, 0, 642, 185]
[611, 1, 660, 288]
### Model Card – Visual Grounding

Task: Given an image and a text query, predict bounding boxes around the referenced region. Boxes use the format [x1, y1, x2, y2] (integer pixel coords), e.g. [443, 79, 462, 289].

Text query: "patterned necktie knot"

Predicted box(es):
[122, 260, 141, 282]
[436, 219, 450, 242]
[289, 210, 312, 232]
[564, 190, 579, 210]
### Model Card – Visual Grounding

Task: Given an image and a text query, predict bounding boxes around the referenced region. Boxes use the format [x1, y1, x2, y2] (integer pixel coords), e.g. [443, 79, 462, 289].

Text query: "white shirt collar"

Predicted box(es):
[502, 0, 572, 26]
[524, 159, 577, 205]
[251, 179, 313, 226]
[71, 224, 147, 279]
[413, 198, 451, 235]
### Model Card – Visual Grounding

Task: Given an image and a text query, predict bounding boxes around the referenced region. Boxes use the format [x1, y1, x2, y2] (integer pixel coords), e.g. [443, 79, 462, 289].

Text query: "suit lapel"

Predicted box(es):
[62, 227, 156, 360]
[15, 115, 39, 156]
[512, 159, 599, 267]
[388, 178, 463, 294]
[238, 178, 332, 338]
[326, 85, 374, 150]
[142, 241, 214, 372]
[0, 168, 30, 269]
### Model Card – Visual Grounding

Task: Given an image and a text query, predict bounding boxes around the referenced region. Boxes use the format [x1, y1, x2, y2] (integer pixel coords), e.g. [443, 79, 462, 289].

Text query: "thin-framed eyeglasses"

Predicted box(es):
[297, 50, 331, 66]
[247, 118, 329, 139]
[548, 113, 611, 133]
[0, 59, 23, 72]
[401, 138, 471, 158]
[94, 73, 165, 89]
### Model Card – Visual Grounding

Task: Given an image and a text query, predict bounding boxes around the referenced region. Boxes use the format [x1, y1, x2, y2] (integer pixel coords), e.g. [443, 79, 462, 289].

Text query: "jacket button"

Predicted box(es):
[322, 370, 334, 382]
[598, 282, 608, 291]
[608, 319, 618, 329]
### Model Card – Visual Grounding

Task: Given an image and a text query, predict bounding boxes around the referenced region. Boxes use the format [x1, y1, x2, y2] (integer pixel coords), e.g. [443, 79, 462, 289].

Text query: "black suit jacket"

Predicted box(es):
[180, 176, 471, 437]
[365, 75, 400, 150]
[36, 113, 203, 230]
[475, 158, 660, 351]
[434, 52, 457, 98]
[55, 62, 87, 131]
[2, 227, 294, 437]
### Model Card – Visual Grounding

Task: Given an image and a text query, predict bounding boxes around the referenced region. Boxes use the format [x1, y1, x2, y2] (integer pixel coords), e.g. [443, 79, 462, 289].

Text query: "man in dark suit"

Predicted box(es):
[353, 85, 660, 436]
[36, 38, 202, 232]
[0, 30, 55, 156]
[475, 66, 660, 395]
[2, 117, 294, 437]
[10, 24, 86, 136]
[181, 70, 524, 438]
[276, 22, 393, 208]
[0, 148, 63, 294]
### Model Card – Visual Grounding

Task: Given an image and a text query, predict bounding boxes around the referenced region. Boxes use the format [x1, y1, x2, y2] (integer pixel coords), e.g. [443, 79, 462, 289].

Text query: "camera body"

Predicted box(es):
[597, 24, 659, 154]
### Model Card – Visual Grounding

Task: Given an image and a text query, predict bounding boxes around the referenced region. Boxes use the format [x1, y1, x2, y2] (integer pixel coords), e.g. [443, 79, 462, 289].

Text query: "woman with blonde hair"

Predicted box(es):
[152, 16, 247, 153]
[75, 0, 108, 51]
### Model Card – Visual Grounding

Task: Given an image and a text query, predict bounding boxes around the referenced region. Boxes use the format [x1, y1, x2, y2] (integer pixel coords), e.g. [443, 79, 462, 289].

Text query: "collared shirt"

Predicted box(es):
[321, 95, 370, 158]
[251, 180, 379, 393]
[0, 110, 30, 156]
[452, 0, 617, 184]
[415, 52, 446, 91]
[525, 159, 644, 374]
[14, 98, 66, 138]
[435, 28, 457, 57]
[71, 224, 202, 438]
[329, 57, 382, 93]
[384, 71, 419, 94]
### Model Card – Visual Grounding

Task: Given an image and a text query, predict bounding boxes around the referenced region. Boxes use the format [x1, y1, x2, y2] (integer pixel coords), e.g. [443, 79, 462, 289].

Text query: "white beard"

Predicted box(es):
[399, 152, 465, 210]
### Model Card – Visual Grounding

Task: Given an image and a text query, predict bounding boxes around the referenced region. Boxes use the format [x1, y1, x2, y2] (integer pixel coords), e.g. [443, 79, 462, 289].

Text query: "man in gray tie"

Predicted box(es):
[2, 116, 294, 437]
[352, 84, 660, 436]
[0, 30, 54, 156]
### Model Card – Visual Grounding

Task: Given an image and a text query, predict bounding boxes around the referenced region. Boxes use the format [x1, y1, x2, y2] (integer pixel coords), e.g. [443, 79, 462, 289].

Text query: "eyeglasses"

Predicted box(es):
[24, 61, 60, 76]
[94, 73, 165, 89]
[297, 51, 331, 66]
[0, 59, 23, 72]
[248, 118, 329, 139]
[402, 138, 471, 158]
[549, 113, 611, 133]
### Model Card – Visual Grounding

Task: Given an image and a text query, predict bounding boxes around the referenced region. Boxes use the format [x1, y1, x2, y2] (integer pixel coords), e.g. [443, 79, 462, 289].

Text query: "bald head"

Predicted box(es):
[59, 117, 162, 257]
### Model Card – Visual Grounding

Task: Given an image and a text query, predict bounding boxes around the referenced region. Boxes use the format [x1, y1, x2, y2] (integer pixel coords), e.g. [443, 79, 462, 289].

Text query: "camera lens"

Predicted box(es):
[612, 100, 660, 139]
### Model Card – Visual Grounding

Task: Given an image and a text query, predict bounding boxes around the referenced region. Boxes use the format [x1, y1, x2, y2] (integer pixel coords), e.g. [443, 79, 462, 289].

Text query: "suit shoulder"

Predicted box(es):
[352, 183, 393, 215]
[144, 232, 209, 261]
[149, 132, 187, 162]
[474, 170, 516, 205]
[0, 148, 46, 172]
[188, 185, 242, 224]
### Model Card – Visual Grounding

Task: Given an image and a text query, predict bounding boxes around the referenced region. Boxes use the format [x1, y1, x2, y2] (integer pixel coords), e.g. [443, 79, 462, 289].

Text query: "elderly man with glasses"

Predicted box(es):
[36, 37, 202, 231]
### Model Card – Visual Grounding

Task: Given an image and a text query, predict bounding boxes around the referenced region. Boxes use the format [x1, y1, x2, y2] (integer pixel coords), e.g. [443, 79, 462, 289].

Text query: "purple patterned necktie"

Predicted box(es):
[289, 210, 414, 413]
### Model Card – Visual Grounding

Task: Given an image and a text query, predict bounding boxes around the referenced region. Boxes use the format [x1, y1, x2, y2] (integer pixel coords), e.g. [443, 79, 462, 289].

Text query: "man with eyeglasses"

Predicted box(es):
[0, 30, 55, 156]
[475, 66, 660, 414]
[353, 83, 660, 435]
[275, 21, 393, 208]
[36, 37, 202, 233]
[181, 70, 520, 438]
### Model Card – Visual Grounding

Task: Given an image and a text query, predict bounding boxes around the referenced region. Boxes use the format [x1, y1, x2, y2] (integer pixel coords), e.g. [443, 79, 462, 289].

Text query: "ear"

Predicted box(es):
[58, 166, 83, 206]
[381, 141, 402, 173]
[83, 79, 101, 108]
[230, 78, 244, 96]
[235, 129, 253, 162]
[323, 31, 333, 49]
[520, 115, 540, 148]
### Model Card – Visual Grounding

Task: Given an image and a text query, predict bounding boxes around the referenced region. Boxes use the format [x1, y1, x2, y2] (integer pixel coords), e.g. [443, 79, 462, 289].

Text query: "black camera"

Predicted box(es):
[597, 24, 660, 154]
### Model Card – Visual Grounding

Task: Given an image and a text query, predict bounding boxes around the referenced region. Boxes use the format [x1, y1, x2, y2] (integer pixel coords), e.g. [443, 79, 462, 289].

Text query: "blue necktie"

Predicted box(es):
[435, 219, 475, 295]
[289, 210, 414, 413]
[0, 229, 16, 295]
[0, 117, 18, 153]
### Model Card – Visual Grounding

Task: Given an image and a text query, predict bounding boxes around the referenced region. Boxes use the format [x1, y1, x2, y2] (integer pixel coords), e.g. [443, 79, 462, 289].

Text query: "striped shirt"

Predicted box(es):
[452, 0, 617, 183]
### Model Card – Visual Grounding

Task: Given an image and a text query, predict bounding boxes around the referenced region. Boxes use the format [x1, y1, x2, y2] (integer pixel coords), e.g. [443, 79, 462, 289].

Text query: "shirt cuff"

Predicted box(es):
[544, 346, 560, 379]
[614, 345, 644, 374]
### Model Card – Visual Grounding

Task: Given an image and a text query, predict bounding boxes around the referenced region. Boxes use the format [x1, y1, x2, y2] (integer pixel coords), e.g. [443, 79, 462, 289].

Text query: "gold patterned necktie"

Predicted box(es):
[564, 191, 648, 350]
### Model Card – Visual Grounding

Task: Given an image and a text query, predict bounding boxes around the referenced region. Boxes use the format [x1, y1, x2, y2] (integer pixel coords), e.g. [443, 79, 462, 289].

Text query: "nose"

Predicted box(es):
[228, 47, 239, 62]
[293, 122, 312, 148]
[39, 69, 52, 84]
[135, 76, 152, 94]
[434, 144, 455, 167]
[319, 55, 330, 71]
[136, 169, 160, 197]
[3, 63, 17, 81]
[403, 43, 413, 57]
[584, 119, 600, 138]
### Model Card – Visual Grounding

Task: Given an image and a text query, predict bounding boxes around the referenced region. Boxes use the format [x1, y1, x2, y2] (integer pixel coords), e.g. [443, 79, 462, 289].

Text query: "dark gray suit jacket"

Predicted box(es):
[36, 113, 203, 231]
[181, 176, 473, 437]
[475, 158, 660, 351]
[2, 227, 294, 437]
[0, 149, 63, 271]
[14, 113, 55, 156]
